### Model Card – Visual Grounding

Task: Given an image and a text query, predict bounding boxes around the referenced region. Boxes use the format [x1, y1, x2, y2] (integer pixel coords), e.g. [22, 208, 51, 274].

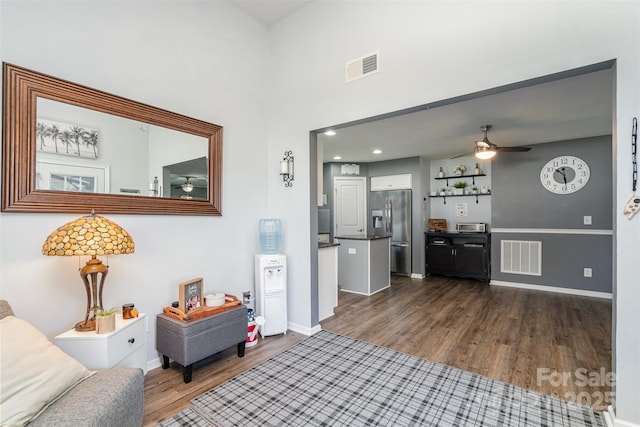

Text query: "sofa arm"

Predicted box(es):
[29, 367, 144, 427]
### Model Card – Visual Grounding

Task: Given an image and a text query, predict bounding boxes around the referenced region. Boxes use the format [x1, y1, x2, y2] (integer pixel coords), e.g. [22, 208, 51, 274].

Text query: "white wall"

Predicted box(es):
[429, 158, 492, 229]
[0, 0, 270, 369]
[2, 1, 639, 425]
[266, 1, 639, 425]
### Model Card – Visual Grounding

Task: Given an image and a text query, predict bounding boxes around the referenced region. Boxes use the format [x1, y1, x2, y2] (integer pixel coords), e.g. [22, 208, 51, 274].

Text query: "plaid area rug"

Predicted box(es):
[158, 330, 605, 426]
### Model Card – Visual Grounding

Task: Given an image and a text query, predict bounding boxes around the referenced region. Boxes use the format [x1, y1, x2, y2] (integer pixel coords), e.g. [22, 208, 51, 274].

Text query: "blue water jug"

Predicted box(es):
[258, 219, 282, 254]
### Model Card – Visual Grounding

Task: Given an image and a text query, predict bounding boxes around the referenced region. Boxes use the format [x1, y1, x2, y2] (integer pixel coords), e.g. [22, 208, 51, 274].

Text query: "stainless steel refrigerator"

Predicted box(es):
[370, 189, 412, 276]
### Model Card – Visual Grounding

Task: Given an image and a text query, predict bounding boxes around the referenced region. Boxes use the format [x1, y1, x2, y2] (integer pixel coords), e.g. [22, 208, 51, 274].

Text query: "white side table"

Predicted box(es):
[55, 313, 148, 374]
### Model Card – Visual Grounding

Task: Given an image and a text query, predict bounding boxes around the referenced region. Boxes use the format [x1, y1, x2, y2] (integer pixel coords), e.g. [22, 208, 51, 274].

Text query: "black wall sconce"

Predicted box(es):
[280, 150, 294, 187]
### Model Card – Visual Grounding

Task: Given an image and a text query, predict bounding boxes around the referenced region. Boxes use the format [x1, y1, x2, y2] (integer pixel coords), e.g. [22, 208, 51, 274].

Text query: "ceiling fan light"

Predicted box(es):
[182, 182, 194, 193]
[475, 146, 496, 160]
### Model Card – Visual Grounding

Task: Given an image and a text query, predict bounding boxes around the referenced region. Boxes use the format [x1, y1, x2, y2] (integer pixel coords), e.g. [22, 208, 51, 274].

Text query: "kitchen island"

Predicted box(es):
[335, 235, 390, 296]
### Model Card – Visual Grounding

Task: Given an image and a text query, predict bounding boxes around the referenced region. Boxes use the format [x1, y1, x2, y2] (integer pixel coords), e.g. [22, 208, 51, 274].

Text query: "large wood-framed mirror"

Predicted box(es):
[2, 63, 222, 215]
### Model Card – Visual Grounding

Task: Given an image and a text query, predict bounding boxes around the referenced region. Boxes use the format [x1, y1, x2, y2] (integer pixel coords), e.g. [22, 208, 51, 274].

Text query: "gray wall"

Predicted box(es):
[322, 158, 426, 276]
[323, 135, 613, 291]
[322, 162, 370, 242]
[491, 136, 612, 292]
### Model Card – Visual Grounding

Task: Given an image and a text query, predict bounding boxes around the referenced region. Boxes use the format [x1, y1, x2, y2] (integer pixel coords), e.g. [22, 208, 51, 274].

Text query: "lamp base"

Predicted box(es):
[75, 318, 96, 332]
[76, 256, 109, 332]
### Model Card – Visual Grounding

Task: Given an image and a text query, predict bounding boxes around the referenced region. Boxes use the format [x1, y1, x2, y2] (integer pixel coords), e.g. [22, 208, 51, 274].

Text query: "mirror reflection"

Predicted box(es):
[36, 98, 209, 200]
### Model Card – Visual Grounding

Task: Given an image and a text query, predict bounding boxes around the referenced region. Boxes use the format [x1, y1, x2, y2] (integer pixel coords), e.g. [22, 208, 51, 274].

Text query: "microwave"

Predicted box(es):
[456, 223, 487, 233]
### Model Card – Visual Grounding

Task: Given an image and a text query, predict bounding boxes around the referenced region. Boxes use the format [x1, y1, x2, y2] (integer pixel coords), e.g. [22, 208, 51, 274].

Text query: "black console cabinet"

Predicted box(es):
[425, 232, 491, 282]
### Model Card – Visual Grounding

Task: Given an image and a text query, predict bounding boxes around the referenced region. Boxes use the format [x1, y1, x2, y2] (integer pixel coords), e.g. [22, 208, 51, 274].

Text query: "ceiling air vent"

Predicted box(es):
[346, 51, 379, 83]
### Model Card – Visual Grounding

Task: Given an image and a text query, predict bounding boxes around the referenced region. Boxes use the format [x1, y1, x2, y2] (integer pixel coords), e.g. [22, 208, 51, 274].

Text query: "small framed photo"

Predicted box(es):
[178, 278, 204, 314]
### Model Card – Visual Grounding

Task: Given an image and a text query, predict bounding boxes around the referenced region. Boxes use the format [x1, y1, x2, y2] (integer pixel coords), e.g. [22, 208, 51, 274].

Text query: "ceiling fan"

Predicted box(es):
[169, 176, 197, 196]
[181, 177, 194, 193]
[452, 124, 531, 159]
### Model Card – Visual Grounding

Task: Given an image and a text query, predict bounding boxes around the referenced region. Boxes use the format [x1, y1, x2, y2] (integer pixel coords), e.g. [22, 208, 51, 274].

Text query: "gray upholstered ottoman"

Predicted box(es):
[156, 305, 248, 383]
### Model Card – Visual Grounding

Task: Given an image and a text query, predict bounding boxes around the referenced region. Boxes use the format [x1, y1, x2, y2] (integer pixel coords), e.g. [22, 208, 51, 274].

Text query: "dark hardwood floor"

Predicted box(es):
[143, 275, 612, 426]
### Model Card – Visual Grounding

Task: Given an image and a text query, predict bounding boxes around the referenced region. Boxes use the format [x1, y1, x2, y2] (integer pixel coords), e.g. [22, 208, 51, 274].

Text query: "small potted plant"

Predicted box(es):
[453, 165, 466, 176]
[453, 181, 467, 195]
[95, 306, 119, 334]
[471, 185, 479, 194]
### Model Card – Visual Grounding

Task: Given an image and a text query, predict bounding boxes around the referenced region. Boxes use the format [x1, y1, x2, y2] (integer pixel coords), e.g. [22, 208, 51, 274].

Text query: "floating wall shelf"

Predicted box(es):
[429, 193, 491, 204]
[435, 173, 486, 186]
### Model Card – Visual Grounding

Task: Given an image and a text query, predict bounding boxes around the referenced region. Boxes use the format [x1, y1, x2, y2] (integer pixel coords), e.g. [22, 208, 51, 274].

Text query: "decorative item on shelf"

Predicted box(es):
[42, 211, 135, 332]
[178, 278, 204, 314]
[453, 181, 468, 195]
[122, 303, 138, 319]
[428, 218, 447, 231]
[340, 164, 360, 175]
[453, 165, 466, 176]
[280, 150, 294, 187]
[471, 186, 479, 194]
[430, 190, 437, 196]
[480, 185, 490, 194]
[205, 292, 226, 307]
[474, 163, 482, 175]
[163, 293, 241, 322]
[439, 188, 446, 196]
[149, 176, 160, 197]
[95, 307, 118, 334]
[438, 167, 445, 178]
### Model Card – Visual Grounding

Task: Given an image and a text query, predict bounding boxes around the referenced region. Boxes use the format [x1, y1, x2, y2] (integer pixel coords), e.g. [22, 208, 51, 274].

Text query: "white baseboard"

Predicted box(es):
[147, 357, 162, 373]
[605, 406, 615, 427]
[608, 404, 640, 427]
[287, 321, 319, 336]
[410, 273, 425, 279]
[490, 280, 612, 299]
[612, 414, 640, 427]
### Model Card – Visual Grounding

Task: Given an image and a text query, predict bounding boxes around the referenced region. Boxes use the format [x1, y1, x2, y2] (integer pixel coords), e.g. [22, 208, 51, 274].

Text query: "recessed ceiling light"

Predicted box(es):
[324, 130, 336, 136]
[373, 149, 382, 154]
[333, 155, 342, 160]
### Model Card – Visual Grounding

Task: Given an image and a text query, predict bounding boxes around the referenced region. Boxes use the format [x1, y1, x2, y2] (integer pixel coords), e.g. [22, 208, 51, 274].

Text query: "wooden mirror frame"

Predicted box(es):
[2, 63, 222, 215]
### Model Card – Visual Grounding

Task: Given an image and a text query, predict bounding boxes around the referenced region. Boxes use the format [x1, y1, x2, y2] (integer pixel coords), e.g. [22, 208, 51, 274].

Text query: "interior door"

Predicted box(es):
[334, 177, 366, 237]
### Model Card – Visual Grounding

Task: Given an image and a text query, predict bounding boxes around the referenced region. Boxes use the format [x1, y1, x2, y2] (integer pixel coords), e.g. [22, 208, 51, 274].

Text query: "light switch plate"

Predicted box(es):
[583, 216, 592, 225]
[348, 248, 356, 255]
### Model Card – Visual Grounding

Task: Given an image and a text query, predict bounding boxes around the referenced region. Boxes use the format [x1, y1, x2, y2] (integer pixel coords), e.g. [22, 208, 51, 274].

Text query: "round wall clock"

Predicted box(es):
[540, 155, 590, 194]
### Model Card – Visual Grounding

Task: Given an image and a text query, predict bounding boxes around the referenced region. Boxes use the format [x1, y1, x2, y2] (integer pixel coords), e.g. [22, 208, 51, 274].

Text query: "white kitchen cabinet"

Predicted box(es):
[55, 313, 148, 374]
[370, 174, 412, 191]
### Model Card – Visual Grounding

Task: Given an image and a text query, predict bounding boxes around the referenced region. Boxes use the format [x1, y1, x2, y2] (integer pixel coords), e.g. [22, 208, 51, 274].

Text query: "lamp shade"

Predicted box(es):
[42, 212, 134, 332]
[42, 213, 134, 257]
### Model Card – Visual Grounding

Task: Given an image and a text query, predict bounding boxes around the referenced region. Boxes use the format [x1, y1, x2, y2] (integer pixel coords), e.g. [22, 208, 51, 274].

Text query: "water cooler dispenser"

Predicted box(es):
[255, 219, 286, 336]
[254, 254, 287, 336]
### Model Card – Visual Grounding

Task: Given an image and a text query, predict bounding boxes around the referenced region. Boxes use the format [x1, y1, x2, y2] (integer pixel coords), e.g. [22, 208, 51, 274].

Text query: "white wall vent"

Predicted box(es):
[346, 51, 379, 82]
[501, 240, 542, 276]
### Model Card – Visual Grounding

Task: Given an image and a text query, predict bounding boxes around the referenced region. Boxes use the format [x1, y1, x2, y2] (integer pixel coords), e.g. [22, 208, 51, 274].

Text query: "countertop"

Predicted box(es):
[426, 231, 491, 235]
[318, 242, 340, 249]
[335, 234, 391, 241]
